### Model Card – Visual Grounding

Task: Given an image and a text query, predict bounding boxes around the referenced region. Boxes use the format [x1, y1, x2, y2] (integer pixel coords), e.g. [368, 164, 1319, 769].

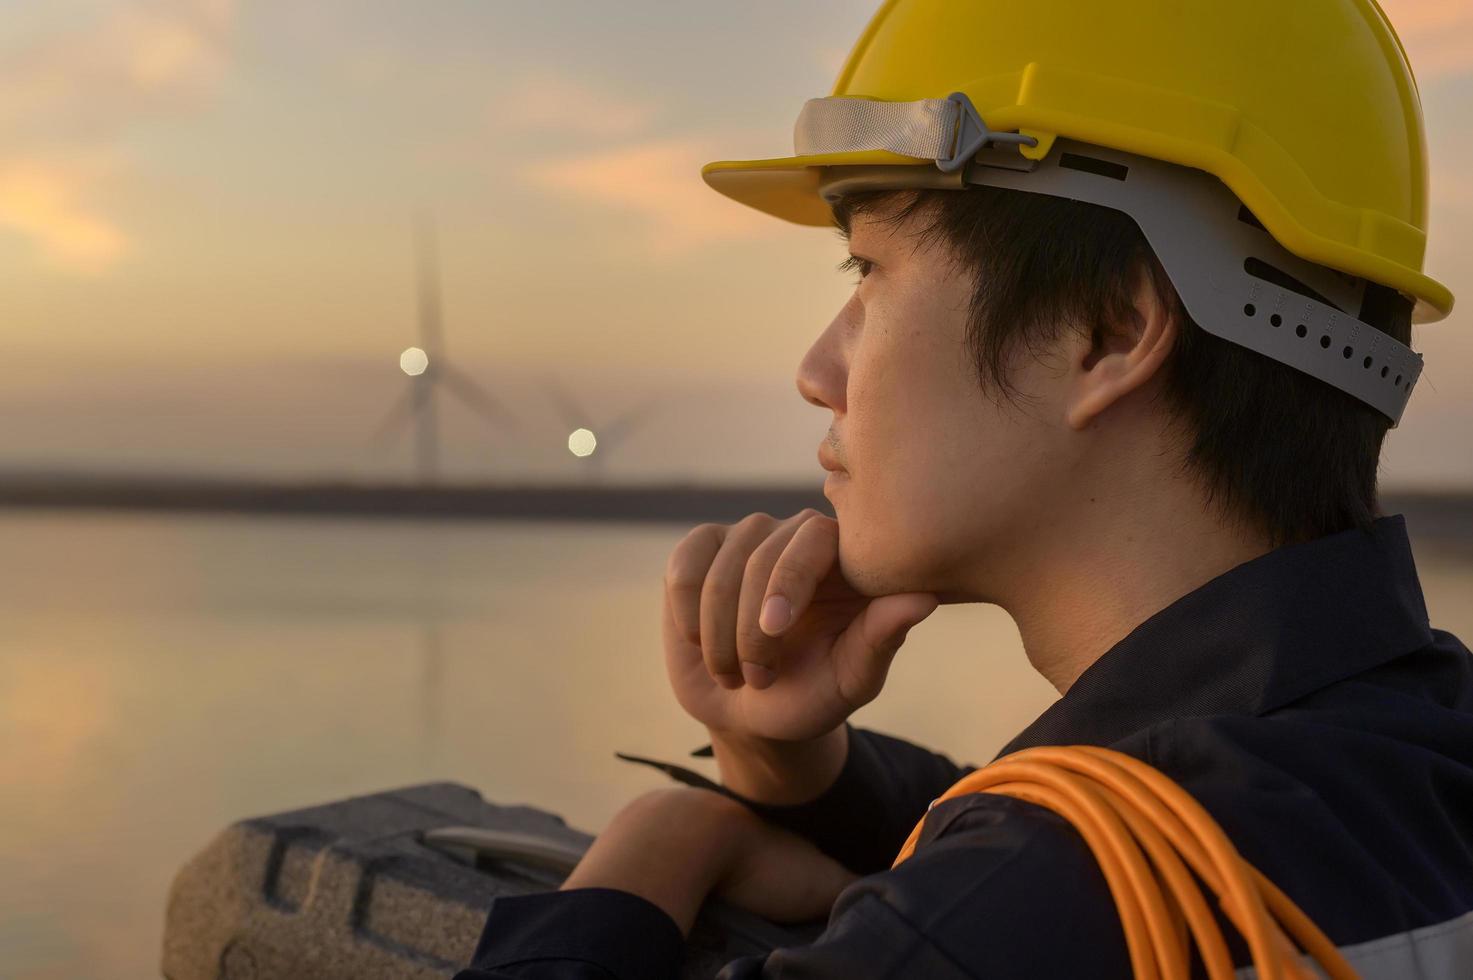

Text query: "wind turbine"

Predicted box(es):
[543, 373, 662, 485]
[371, 212, 524, 483]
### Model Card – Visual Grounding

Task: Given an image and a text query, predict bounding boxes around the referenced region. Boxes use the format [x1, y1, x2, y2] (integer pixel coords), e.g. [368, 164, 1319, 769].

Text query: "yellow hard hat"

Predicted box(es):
[701, 0, 1455, 424]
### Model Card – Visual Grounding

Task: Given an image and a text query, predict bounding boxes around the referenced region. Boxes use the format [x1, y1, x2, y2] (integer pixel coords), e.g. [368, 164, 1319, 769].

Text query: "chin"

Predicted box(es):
[841, 494, 969, 598]
[833, 522, 913, 598]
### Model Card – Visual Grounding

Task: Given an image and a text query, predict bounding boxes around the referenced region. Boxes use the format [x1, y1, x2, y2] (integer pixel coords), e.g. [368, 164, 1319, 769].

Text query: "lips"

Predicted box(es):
[818, 444, 845, 472]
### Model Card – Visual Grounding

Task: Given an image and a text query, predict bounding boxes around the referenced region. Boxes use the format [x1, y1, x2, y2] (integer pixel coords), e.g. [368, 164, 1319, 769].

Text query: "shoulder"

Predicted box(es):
[1114, 710, 1473, 942]
[833, 792, 1132, 979]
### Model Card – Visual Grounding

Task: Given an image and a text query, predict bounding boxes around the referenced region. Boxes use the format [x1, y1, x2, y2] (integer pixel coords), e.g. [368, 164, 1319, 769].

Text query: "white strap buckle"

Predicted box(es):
[937, 92, 1038, 172]
[793, 92, 1037, 172]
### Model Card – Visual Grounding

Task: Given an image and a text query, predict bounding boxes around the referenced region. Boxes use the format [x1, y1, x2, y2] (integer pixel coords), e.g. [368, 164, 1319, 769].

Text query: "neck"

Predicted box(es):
[996, 475, 1275, 696]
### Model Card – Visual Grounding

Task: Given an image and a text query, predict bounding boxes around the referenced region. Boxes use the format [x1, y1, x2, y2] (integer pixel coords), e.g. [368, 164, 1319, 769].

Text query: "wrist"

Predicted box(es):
[707, 723, 849, 805]
[560, 788, 747, 937]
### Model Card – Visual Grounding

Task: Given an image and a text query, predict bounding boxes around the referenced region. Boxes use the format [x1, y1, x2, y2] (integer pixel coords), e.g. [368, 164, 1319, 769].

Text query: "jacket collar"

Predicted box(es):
[996, 514, 1434, 758]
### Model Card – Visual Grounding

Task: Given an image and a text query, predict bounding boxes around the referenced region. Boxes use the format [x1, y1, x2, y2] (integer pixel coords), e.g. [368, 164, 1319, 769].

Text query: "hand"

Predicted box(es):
[662, 509, 942, 742]
[560, 787, 858, 935]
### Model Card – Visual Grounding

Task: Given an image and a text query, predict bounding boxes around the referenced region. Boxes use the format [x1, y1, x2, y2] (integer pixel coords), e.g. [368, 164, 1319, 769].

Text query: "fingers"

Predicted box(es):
[758, 514, 839, 640]
[667, 514, 772, 689]
[666, 522, 725, 649]
[665, 510, 824, 693]
[699, 512, 809, 690]
[733, 509, 826, 688]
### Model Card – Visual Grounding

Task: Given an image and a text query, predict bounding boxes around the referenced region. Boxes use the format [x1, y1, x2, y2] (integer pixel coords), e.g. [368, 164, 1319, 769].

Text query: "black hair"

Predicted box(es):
[831, 185, 1414, 548]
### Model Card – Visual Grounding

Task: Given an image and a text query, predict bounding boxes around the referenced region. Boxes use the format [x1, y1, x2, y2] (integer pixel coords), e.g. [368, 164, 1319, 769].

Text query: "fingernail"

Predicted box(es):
[741, 661, 776, 689]
[760, 594, 791, 634]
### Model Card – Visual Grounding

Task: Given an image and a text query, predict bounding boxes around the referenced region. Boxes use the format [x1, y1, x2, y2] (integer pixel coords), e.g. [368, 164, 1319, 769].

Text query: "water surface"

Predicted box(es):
[2, 511, 1468, 978]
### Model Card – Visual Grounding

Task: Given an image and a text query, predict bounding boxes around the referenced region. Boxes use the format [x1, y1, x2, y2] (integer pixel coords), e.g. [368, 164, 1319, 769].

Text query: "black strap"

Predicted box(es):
[612, 749, 739, 801]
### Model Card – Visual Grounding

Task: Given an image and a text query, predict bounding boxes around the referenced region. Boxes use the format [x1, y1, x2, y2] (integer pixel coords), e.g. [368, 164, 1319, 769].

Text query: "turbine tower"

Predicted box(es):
[371, 212, 523, 482]
[412, 212, 442, 481]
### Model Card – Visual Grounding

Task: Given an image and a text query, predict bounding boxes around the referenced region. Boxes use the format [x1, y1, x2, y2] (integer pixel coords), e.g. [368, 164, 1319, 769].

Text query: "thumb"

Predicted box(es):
[832, 592, 940, 706]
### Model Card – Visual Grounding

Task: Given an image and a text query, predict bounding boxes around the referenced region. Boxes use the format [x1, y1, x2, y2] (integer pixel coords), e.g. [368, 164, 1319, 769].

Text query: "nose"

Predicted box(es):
[796, 298, 855, 414]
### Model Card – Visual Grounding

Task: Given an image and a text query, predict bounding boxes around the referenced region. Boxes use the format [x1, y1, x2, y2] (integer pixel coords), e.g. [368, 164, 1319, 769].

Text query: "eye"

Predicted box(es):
[836, 254, 874, 285]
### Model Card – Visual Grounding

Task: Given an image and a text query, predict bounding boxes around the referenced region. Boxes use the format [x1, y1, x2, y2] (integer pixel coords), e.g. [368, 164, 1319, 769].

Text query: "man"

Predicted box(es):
[456, 0, 1472, 976]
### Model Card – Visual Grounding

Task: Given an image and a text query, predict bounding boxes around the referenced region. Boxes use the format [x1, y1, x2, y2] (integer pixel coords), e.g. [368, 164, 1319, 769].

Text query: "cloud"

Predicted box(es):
[519, 134, 789, 258]
[490, 69, 660, 140]
[0, 156, 127, 273]
[497, 69, 792, 255]
[0, 0, 236, 273]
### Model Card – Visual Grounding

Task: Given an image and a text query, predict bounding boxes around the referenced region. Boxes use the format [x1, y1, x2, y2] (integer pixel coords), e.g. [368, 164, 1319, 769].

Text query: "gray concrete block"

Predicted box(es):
[161, 782, 823, 979]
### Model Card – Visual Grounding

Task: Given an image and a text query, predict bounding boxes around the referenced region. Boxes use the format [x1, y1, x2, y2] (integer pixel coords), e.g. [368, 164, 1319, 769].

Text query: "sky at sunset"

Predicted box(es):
[3, 0, 1472, 488]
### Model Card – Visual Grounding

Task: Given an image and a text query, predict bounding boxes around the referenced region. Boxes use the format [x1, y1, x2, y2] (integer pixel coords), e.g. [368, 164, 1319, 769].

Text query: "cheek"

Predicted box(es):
[835, 291, 1071, 589]
[849, 330, 975, 484]
[843, 339, 990, 553]
[847, 342, 926, 483]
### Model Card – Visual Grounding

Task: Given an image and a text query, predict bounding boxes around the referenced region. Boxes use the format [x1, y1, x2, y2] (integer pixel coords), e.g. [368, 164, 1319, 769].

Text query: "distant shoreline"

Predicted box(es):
[0, 473, 1469, 542]
[0, 472, 835, 525]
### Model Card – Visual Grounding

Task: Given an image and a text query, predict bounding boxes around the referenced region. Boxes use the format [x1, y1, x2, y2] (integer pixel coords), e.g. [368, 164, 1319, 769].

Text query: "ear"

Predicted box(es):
[1063, 260, 1178, 431]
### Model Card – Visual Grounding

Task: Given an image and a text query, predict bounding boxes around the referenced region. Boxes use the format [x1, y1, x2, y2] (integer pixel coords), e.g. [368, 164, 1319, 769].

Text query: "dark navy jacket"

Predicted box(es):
[454, 515, 1473, 978]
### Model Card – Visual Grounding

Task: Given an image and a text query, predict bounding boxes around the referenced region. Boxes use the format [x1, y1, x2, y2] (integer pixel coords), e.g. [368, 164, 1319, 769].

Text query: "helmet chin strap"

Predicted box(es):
[808, 94, 1421, 425]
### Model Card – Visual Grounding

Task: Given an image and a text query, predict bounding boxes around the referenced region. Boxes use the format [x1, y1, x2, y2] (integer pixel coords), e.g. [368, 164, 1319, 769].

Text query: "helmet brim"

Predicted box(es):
[701, 151, 935, 227]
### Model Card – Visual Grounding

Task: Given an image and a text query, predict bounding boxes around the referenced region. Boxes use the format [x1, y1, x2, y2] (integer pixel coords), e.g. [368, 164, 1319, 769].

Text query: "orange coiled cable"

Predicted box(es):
[890, 745, 1359, 980]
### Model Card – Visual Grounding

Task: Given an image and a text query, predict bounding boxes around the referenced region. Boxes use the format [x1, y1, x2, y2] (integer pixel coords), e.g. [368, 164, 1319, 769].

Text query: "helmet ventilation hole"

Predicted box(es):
[1058, 153, 1129, 181]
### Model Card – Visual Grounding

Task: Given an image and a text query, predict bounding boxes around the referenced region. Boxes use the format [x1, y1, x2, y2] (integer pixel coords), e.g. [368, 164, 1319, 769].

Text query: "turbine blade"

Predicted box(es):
[596, 394, 662, 451]
[369, 381, 420, 448]
[438, 364, 524, 432]
[543, 372, 590, 431]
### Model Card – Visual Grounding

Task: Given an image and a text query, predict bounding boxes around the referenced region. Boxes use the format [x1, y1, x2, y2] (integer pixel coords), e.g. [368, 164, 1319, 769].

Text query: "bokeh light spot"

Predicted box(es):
[400, 347, 429, 376]
[567, 428, 597, 458]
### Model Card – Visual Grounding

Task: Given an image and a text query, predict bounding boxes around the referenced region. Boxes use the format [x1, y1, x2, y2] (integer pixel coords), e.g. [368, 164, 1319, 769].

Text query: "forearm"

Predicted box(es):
[707, 723, 849, 805]
[559, 787, 742, 937]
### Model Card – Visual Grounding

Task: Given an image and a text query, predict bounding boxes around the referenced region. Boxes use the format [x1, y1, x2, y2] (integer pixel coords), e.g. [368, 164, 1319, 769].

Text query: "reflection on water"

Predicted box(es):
[1, 511, 1470, 978]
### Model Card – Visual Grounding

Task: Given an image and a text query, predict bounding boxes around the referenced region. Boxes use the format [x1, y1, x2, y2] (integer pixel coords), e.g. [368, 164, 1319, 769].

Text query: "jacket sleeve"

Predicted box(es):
[616, 722, 979, 875]
[453, 886, 684, 980]
[452, 786, 1130, 980]
[712, 793, 1133, 980]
